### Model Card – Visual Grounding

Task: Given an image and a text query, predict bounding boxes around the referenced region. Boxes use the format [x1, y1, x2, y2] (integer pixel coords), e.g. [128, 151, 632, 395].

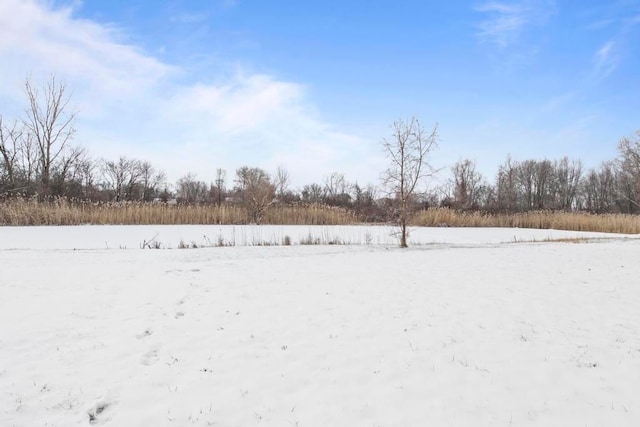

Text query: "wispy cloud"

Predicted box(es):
[539, 91, 578, 113]
[592, 40, 619, 80]
[219, 0, 239, 9]
[171, 12, 210, 25]
[475, 0, 555, 48]
[0, 0, 376, 185]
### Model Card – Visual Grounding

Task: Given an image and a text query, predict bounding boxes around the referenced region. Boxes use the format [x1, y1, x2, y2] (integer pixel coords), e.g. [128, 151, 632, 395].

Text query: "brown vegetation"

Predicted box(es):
[414, 207, 640, 234]
[0, 198, 356, 226]
[2, 198, 640, 234]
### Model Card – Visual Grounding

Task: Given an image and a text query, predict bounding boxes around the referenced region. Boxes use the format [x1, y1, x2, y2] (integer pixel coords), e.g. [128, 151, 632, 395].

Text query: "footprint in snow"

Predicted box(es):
[88, 401, 114, 424]
[135, 328, 153, 339]
[142, 347, 160, 366]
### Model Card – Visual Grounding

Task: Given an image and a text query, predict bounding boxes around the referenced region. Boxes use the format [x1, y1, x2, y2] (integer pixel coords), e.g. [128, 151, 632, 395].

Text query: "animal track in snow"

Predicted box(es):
[88, 400, 114, 424]
[135, 328, 153, 339]
[142, 347, 160, 366]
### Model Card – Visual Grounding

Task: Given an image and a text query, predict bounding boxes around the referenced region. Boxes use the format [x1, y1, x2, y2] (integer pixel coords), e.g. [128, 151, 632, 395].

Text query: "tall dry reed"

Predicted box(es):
[2, 199, 640, 233]
[0, 198, 357, 226]
[414, 207, 640, 234]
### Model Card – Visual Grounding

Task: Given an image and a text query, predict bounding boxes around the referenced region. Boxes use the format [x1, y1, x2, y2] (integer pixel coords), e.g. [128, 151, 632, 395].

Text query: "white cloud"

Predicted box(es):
[476, 3, 527, 48]
[593, 40, 618, 80]
[475, 0, 555, 48]
[0, 0, 377, 187]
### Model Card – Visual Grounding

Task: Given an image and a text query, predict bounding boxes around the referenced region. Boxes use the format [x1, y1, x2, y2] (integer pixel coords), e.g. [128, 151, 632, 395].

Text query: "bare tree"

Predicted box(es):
[532, 159, 553, 209]
[324, 172, 347, 197]
[22, 76, 77, 196]
[582, 161, 617, 213]
[176, 173, 207, 203]
[495, 155, 518, 211]
[138, 161, 165, 201]
[616, 131, 640, 212]
[0, 116, 22, 193]
[553, 157, 582, 211]
[235, 166, 275, 224]
[101, 157, 143, 201]
[51, 145, 85, 196]
[381, 117, 438, 248]
[352, 182, 380, 220]
[301, 183, 324, 204]
[275, 165, 290, 199]
[451, 158, 484, 210]
[214, 168, 226, 206]
[516, 160, 536, 210]
[323, 171, 351, 207]
[73, 154, 99, 199]
[17, 132, 39, 194]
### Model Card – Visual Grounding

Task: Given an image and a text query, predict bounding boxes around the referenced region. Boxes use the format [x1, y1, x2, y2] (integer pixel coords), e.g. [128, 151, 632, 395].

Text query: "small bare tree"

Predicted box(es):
[101, 157, 143, 201]
[138, 161, 165, 201]
[275, 165, 290, 200]
[381, 117, 438, 247]
[176, 173, 207, 203]
[214, 168, 226, 206]
[451, 158, 484, 210]
[235, 166, 275, 224]
[301, 183, 323, 204]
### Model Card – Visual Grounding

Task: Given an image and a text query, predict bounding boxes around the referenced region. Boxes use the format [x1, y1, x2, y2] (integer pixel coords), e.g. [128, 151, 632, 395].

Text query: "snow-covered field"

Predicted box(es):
[1, 225, 639, 426]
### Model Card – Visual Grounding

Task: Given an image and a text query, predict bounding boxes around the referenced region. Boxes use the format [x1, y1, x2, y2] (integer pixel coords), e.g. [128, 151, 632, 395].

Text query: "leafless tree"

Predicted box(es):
[235, 166, 275, 224]
[532, 159, 553, 209]
[17, 132, 39, 194]
[381, 117, 438, 248]
[176, 173, 207, 203]
[275, 165, 290, 199]
[22, 76, 77, 196]
[352, 182, 380, 220]
[0, 116, 22, 193]
[553, 157, 582, 210]
[214, 168, 226, 206]
[451, 158, 484, 209]
[322, 171, 352, 207]
[582, 161, 617, 213]
[101, 157, 144, 201]
[51, 145, 85, 196]
[73, 154, 99, 199]
[616, 131, 640, 212]
[324, 172, 347, 198]
[495, 155, 518, 211]
[138, 161, 165, 201]
[301, 183, 324, 204]
[516, 160, 537, 210]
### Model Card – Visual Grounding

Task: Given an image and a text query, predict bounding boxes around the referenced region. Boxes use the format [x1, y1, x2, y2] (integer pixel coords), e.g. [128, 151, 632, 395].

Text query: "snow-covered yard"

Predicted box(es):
[1, 226, 639, 426]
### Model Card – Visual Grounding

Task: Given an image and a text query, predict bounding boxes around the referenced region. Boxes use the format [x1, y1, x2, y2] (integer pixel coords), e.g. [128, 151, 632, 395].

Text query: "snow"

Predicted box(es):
[1, 226, 639, 426]
[0, 224, 634, 250]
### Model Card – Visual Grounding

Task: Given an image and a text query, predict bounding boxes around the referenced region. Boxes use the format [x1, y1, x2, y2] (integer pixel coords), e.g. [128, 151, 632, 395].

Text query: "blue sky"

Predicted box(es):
[1, 0, 638, 188]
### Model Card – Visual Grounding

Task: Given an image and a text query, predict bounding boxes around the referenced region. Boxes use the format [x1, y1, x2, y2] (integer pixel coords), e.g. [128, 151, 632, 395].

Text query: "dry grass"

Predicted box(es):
[414, 207, 640, 234]
[1, 199, 639, 234]
[0, 199, 357, 226]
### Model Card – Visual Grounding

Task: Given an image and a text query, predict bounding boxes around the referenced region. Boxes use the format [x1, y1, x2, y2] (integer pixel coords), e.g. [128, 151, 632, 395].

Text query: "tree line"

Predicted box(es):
[442, 136, 640, 214]
[2, 76, 640, 221]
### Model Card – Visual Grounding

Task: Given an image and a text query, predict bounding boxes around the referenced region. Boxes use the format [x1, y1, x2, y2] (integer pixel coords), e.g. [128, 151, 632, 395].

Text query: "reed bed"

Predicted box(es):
[414, 207, 640, 234]
[0, 199, 357, 226]
[2, 199, 640, 234]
